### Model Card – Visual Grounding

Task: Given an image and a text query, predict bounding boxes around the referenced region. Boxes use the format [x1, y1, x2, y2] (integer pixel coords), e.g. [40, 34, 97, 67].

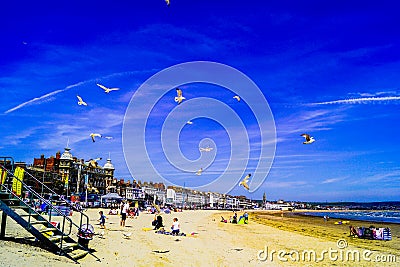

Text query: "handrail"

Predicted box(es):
[0, 182, 71, 252]
[0, 165, 90, 243]
[0, 165, 73, 229]
[21, 166, 90, 229]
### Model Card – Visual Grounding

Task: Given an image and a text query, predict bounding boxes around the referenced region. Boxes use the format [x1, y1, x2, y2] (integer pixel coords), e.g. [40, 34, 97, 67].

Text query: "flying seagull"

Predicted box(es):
[86, 157, 102, 168]
[186, 121, 193, 125]
[239, 174, 251, 190]
[300, 133, 315, 144]
[174, 88, 185, 104]
[196, 168, 203, 176]
[90, 133, 102, 142]
[199, 146, 213, 152]
[165, 0, 170, 6]
[233, 95, 241, 102]
[77, 95, 87, 106]
[97, 83, 120, 93]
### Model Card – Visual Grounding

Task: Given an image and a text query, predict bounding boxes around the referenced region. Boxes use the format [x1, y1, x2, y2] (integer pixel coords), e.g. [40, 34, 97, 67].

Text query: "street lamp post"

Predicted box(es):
[41, 158, 47, 196]
[182, 182, 185, 209]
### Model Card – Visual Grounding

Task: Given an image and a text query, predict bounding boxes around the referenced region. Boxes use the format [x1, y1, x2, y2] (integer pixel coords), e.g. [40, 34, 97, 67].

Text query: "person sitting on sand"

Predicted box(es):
[98, 211, 107, 229]
[232, 213, 238, 224]
[243, 212, 248, 223]
[153, 215, 164, 230]
[108, 208, 118, 215]
[171, 218, 180, 236]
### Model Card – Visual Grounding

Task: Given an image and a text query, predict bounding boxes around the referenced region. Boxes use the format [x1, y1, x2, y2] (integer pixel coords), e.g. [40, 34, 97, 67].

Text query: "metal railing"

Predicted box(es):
[0, 162, 90, 252]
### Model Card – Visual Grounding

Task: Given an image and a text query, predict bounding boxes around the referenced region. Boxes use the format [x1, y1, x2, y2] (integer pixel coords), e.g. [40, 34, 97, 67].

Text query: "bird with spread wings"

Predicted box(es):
[90, 133, 102, 142]
[239, 174, 251, 190]
[233, 95, 241, 101]
[97, 83, 120, 93]
[77, 95, 87, 106]
[196, 168, 203, 176]
[300, 133, 315, 144]
[174, 88, 185, 104]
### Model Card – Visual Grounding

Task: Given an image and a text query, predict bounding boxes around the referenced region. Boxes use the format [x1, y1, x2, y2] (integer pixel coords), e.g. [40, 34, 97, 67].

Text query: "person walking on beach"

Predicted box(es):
[120, 201, 130, 227]
[171, 217, 180, 235]
[98, 211, 107, 229]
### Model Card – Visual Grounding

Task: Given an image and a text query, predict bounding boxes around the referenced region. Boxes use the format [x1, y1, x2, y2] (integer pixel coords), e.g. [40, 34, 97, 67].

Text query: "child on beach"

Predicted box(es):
[171, 218, 180, 235]
[98, 211, 106, 229]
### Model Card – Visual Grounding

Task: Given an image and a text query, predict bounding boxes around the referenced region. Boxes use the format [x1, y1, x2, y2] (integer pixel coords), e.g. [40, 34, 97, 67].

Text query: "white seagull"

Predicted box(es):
[122, 232, 132, 239]
[239, 174, 251, 190]
[97, 83, 120, 93]
[77, 95, 87, 106]
[165, 0, 170, 6]
[174, 88, 185, 104]
[90, 133, 102, 142]
[186, 121, 193, 125]
[301, 133, 315, 144]
[233, 95, 241, 102]
[86, 157, 102, 168]
[199, 146, 213, 152]
[196, 168, 203, 176]
[98, 231, 105, 238]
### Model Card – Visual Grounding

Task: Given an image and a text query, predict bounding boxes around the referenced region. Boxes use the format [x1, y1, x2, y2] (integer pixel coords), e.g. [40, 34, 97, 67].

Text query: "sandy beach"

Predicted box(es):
[0, 209, 399, 266]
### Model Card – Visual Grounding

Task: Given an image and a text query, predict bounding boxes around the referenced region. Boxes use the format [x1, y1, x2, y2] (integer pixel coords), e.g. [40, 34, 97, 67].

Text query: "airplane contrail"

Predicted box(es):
[4, 69, 160, 114]
[4, 80, 90, 114]
[5, 89, 67, 114]
[313, 96, 400, 105]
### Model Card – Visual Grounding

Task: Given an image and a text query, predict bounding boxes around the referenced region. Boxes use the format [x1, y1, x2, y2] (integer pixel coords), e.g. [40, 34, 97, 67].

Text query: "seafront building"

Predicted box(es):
[26, 147, 114, 197]
[7, 147, 256, 209]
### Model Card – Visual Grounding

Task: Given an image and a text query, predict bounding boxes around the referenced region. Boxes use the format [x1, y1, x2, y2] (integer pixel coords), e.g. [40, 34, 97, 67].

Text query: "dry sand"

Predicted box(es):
[0, 209, 399, 266]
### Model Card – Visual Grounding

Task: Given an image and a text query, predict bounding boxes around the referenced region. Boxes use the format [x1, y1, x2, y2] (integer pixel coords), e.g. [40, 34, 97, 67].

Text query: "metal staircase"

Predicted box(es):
[0, 157, 100, 263]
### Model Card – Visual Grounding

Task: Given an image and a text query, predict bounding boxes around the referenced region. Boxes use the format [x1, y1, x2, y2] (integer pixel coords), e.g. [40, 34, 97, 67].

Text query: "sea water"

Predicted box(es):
[301, 211, 400, 224]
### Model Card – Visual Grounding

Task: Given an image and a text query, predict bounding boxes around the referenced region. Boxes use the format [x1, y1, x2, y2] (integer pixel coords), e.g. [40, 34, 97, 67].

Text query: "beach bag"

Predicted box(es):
[383, 228, 392, 241]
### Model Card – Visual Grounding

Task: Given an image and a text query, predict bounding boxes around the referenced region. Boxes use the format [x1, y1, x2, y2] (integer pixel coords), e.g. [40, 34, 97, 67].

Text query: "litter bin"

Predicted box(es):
[77, 224, 94, 248]
[78, 236, 91, 248]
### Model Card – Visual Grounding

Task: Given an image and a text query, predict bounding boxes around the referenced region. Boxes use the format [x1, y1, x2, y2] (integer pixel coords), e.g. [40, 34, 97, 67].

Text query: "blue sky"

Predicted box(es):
[1, 1, 400, 201]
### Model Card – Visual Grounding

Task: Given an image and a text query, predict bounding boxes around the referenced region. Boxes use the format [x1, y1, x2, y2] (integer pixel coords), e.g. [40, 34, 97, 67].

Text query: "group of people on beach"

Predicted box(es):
[97, 201, 182, 236]
[221, 211, 249, 224]
[152, 215, 181, 235]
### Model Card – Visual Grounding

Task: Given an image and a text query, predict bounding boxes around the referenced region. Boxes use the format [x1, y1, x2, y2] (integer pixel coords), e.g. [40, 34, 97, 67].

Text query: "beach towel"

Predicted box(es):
[11, 167, 24, 196]
[373, 228, 384, 240]
[0, 169, 7, 185]
[237, 217, 246, 224]
[383, 228, 392, 241]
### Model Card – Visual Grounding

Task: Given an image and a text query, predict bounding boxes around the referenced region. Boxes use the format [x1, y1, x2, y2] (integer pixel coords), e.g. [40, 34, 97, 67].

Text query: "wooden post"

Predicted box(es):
[0, 211, 7, 238]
